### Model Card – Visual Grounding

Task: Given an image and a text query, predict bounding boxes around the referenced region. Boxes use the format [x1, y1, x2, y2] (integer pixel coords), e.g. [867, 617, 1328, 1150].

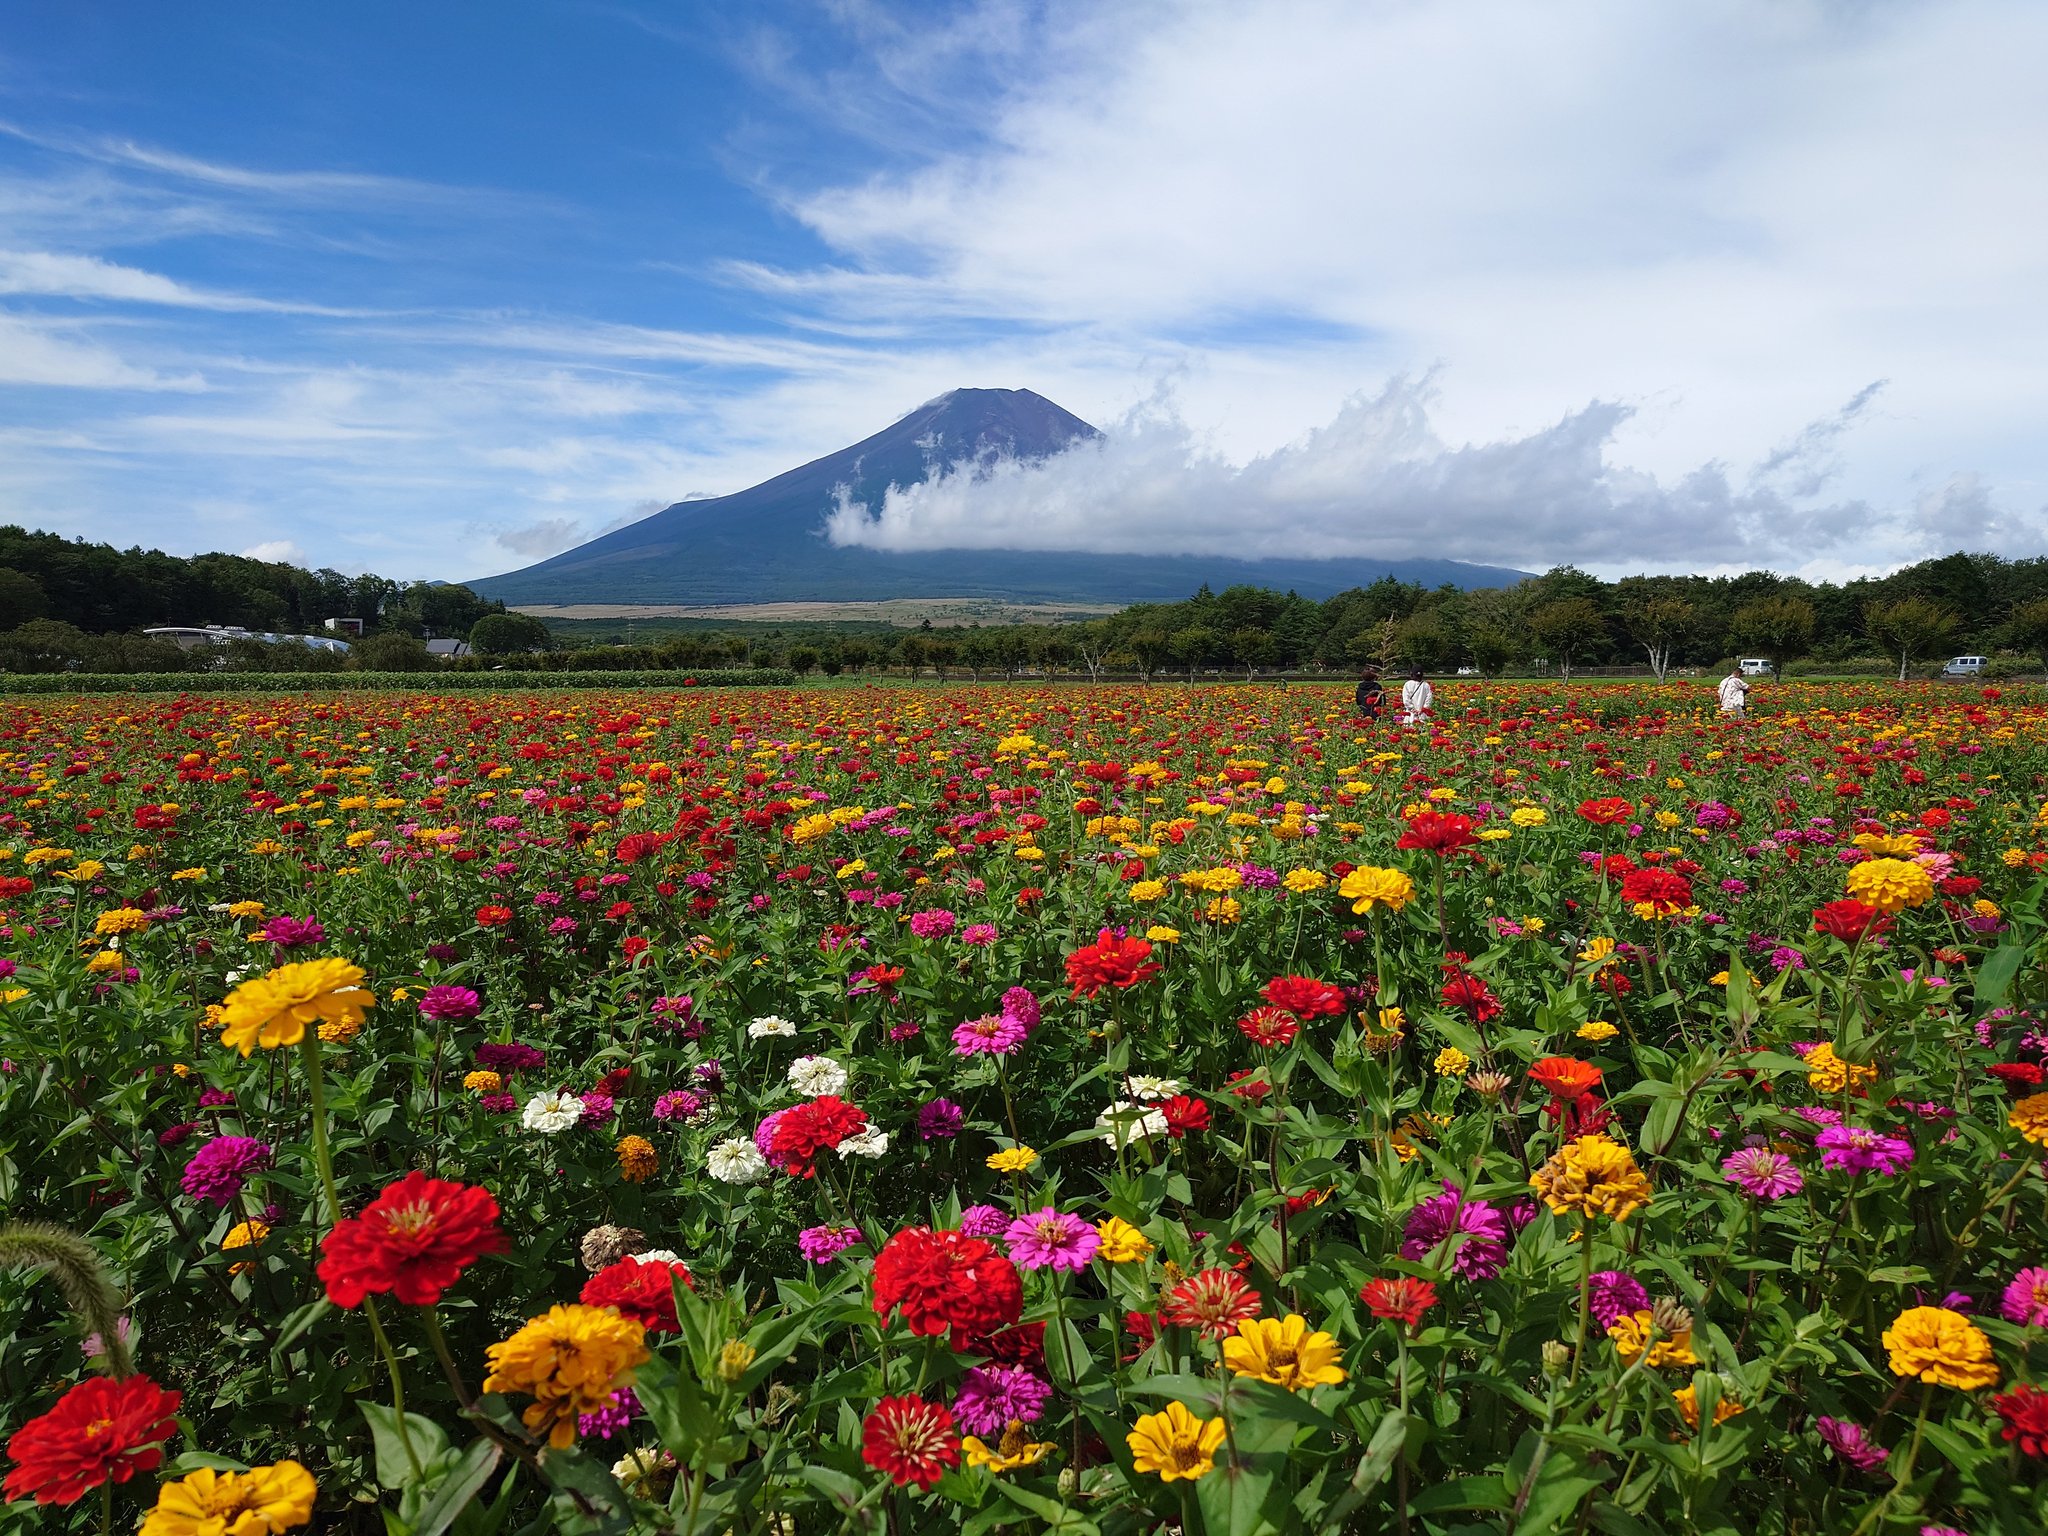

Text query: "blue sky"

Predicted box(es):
[2, 1, 2044, 585]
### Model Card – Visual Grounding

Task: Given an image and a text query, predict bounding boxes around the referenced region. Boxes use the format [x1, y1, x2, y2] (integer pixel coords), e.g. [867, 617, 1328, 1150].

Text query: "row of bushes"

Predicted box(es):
[0, 668, 794, 695]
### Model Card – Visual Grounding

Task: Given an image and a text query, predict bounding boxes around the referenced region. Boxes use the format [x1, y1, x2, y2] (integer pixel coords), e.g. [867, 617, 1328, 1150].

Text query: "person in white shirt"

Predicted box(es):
[1400, 668, 1434, 725]
[1716, 669, 1749, 718]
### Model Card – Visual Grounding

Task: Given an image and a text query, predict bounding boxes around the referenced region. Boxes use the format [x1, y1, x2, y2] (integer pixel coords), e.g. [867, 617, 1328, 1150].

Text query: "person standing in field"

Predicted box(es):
[1717, 667, 1750, 718]
[1401, 668, 1433, 726]
[1354, 665, 1386, 722]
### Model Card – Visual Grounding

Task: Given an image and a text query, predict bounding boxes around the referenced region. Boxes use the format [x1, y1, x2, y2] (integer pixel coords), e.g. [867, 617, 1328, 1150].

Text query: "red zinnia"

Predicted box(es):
[978, 1322, 1046, 1367]
[1226, 1069, 1273, 1103]
[1988, 1062, 2046, 1089]
[1811, 900, 1892, 942]
[474, 905, 514, 928]
[1261, 975, 1346, 1019]
[1159, 1267, 1262, 1340]
[1359, 1275, 1438, 1329]
[872, 1227, 1023, 1349]
[1528, 1057, 1604, 1099]
[1160, 1094, 1211, 1138]
[1064, 928, 1162, 999]
[579, 1255, 695, 1334]
[2, 1374, 182, 1505]
[1576, 797, 1634, 826]
[860, 1395, 961, 1489]
[1992, 1382, 2048, 1459]
[1236, 1006, 1300, 1048]
[767, 1096, 869, 1178]
[1398, 810, 1479, 856]
[317, 1169, 507, 1308]
[1439, 972, 1501, 1024]
[1620, 867, 1692, 916]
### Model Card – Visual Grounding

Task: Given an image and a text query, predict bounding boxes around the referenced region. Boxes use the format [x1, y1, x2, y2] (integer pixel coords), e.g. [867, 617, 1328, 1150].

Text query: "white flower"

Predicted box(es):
[836, 1126, 890, 1159]
[1094, 1100, 1169, 1147]
[522, 1090, 581, 1134]
[611, 1449, 677, 1495]
[1126, 1074, 1183, 1101]
[707, 1137, 768, 1184]
[747, 1015, 797, 1038]
[786, 1055, 848, 1098]
[636, 1248, 682, 1264]
[224, 968, 244, 985]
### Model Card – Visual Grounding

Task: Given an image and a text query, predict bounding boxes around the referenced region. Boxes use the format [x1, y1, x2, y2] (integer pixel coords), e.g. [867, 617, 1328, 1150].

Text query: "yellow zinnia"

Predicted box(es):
[1880, 1306, 2000, 1390]
[2010, 1092, 2048, 1146]
[986, 1147, 1039, 1174]
[140, 1460, 316, 1536]
[218, 958, 376, 1056]
[483, 1304, 651, 1448]
[962, 1421, 1056, 1473]
[1096, 1216, 1154, 1263]
[1337, 864, 1414, 915]
[1844, 857, 1934, 914]
[1530, 1135, 1652, 1222]
[1673, 1385, 1746, 1430]
[1126, 1400, 1226, 1482]
[1607, 1310, 1698, 1368]
[1805, 1042, 1878, 1095]
[1221, 1314, 1346, 1391]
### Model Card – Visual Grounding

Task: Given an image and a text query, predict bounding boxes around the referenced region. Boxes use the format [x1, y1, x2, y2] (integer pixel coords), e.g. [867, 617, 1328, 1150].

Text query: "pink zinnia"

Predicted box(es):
[1721, 1145, 1804, 1200]
[1003, 1209, 1099, 1272]
[2001, 1266, 2048, 1326]
[1817, 1416, 1887, 1473]
[797, 1225, 864, 1263]
[1815, 1125, 1914, 1175]
[1587, 1270, 1648, 1329]
[959, 1204, 1008, 1237]
[909, 909, 958, 939]
[953, 1014, 1027, 1057]
[1399, 1181, 1509, 1280]
[1001, 986, 1041, 1033]
[418, 985, 482, 1022]
[962, 924, 999, 947]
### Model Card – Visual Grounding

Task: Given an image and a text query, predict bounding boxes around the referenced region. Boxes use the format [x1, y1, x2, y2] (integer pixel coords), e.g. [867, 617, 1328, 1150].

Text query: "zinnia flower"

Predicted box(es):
[138, 1460, 315, 1536]
[1999, 1266, 2048, 1326]
[1816, 1415, 1888, 1473]
[1530, 1136, 1652, 1222]
[1812, 900, 1892, 941]
[180, 1135, 273, 1206]
[482, 1304, 651, 1448]
[417, 984, 482, 1022]
[1815, 1125, 1915, 1175]
[766, 1095, 868, 1177]
[1063, 928, 1160, 999]
[797, 1225, 864, 1263]
[615, 1134, 657, 1183]
[2, 1373, 182, 1505]
[1880, 1306, 2001, 1390]
[2010, 1092, 2048, 1146]
[1337, 864, 1414, 914]
[521, 1090, 581, 1134]
[1400, 1181, 1509, 1280]
[1608, 1310, 1698, 1368]
[218, 957, 375, 1055]
[872, 1227, 1023, 1349]
[953, 1014, 1027, 1056]
[1528, 1057, 1603, 1099]
[317, 1169, 506, 1308]
[1096, 1217, 1154, 1263]
[580, 1255, 694, 1333]
[917, 1098, 964, 1140]
[1721, 1146, 1804, 1200]
[1845, 858, 1934, 914]
[952, 1365, 1053, 1435]
[1261, 975, 1345, 1018]
[1991, 1381, 2048, 1458]
[962, 1421, 1055, 1473]
[860, 1395, 961, 1490]
[1160, 1267, 1262, 1340]
[1126, 1401, 1225, 1482]
[1360, 1275, 1438, 1328]
[1003, 1209, 1099, 1272]
[1399, 811, 1479, 856]
[1587, 1271, 1649, 1329]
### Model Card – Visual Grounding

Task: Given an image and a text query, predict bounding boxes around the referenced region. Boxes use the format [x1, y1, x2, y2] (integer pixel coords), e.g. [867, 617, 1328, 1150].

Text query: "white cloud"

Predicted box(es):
[239, 540, 306, 564]
[0, 313, 204, 390]
[0, 248, 366, 314]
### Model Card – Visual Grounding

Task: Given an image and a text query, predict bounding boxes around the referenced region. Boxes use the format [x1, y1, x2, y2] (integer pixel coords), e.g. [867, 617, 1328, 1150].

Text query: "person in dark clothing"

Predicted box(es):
[1354, 665, 1386, 720]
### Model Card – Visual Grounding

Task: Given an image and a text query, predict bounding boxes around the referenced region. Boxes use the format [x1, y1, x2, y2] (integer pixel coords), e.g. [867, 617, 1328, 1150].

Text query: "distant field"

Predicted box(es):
[513, 596, 1123, 626]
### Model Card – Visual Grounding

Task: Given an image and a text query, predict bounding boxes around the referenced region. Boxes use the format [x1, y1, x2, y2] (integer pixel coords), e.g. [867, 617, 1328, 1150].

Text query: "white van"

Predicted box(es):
[1942, 655, 1988, 677]
[1738, 658, 1771, 676]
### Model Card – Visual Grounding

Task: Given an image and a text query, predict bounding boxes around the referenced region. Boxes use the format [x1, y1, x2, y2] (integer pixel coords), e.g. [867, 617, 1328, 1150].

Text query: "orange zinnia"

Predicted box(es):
[1528, 1057, 1604, 1098]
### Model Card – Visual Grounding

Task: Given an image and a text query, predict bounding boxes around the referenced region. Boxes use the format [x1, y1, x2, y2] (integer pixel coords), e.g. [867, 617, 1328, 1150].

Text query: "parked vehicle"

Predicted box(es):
[1942, 655, 1988, 677]
[1738, 658, 1771, 676]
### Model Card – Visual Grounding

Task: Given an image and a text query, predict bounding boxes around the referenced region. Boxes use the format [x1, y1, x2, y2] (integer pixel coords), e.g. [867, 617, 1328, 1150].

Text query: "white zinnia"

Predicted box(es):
[836, 1126, 889, 1159]
[636, 1248, 682, 1264]
[707, 1137, 768, 1184]
[522, 1089, 581, 1134]
[1126, 1074, 1183, 1101]
[786, 1055, 848, 1098]
[747, 1015, 797, 1038]
[1095, 1101, 1169, 1147]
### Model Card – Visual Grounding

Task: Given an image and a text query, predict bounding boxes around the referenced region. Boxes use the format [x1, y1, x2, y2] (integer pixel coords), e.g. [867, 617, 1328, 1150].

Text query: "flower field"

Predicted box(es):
[3, 679, 2047, 1535]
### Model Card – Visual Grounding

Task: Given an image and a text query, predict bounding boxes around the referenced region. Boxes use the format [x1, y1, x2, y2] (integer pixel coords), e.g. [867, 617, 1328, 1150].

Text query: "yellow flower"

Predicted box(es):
[222, 1218, 269, 1276]
[464, 1069, 505, 1093]
[1673, 1385, 1745, 1430]
[1200, 896, 1241, 924]
[1576, 1021, 1619, 1043]
[59, 860, 105, 882]
[1530, 1135, 1652, 1222]
[1338, 865, 1414, 915]
[2009, 1092, 2048, 1146]
[1880, 1306, 2001, 1390]
[1282, 868, 1328, 893]
[1973, 898, 2002, 920]
[1221, 1314, 1347, 1391]
[986, 1147, 1039, 1174]
[1607, 1310, 1698, 1368]
[1578, 937, 1615, 965]
[963, 1421, 1056, 1473]
[1509, 807, 1548, 827]
[0, 987, 28, 1004]
[171, 867, 207, 881]
[219, 958, 376, 1056]
[787, 812, 834, 846]
[1805, 1042, 1878, 1095]
[483, 1304, 651, 1448]
[1376, 1005, 1407, 1035]
[21, 846, 73, 866]
[94, 908, 148, 936]
[1128, 880, 1167, 903]
[1844, 857, 1934, 914]
[1433, 1046, 1471, 1077]
[140, 1460, 317, 1536]
[226, 900, 267, 919]
[1096, 1217, 1154, 1263]
[615, 1134, 658, 1183]
[1126, 1400, 1226, 1482]
[1709, 970, 1731, 986]
[1145, 926, 1181, 944]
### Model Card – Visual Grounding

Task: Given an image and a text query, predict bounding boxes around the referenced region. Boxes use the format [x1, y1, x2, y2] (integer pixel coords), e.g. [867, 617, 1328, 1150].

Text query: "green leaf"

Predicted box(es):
[361, 1403, 453, 1492]
[410, 1440, 502, 1536]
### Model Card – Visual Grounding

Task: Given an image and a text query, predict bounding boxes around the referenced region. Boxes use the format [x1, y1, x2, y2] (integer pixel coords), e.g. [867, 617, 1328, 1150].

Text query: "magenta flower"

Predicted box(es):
[477, 1041, 545, 1074]
[197, 1088, 235, 1109]
[418, 984, 482, 1022]
[1001, 986, 1041, 1033]
[181, 1135, 273, 1206]
[652, 1089, 706, 1122]
[1817, 1416, 1887, 1473]
[259, 915, 326, 949]
[479, 1092, 515, 1113]
[1815, 1125, 1914, 1175]
[754, 1108, 790, 1158]
[1587, 1270, 1649, 1329]
[577, 1387, 642, 1441]
[953, 1014, 1027, 1057]
[960, 1204, 1009, 1238]
[909, 909, 958, 939]
[1400, 1181, 1509, 1280]
[1004, 1209, 1099, 1272]
[962, 923, 999, 947]
[2001, 1266, 2048, 1326]
[1721, 1145, 1804, 1200]
[797, 1225, 865, 1263]
[578, 1091, 616, 1126]
[953, 1365, 1053, 1435]
[917, 1098, 964, 1141]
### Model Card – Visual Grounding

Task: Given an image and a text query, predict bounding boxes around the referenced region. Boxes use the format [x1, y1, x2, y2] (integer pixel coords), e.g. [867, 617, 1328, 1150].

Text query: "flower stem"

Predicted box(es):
[364, 1295, 426, 1480]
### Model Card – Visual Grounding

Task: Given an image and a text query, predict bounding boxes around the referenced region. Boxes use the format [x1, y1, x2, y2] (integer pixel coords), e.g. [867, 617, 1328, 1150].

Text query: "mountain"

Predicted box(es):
[469, 388, 1530, 606]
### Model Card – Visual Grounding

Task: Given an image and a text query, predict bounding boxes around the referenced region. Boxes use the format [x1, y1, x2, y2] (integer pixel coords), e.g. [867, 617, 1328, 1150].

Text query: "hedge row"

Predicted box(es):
[0, 668, 795, 696]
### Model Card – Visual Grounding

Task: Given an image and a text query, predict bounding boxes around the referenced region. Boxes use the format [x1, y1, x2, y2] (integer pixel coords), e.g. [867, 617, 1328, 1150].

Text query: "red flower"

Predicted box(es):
[872, 1227, 1023, 1349]
[767, 1096, 869, 1177]
[861, 1395, 961, 1489]
[978, 1322, 1046, 1366]
[1236, 1006, 1300, 1048]
[1261, 975, 1346, 1019]
[317, 1170, 506, 1308]
[1620, 868, 1692, 916]
[1159, 1267, 1262, 1340]
[581, 1255, 694, 1332]
[1576, 797, 1635, 826]
[2, 1374, 181, 1505]
[1993, 1382, 2048, 1459]
[1439, 971, 1500, 1024]
[1988, 1062, 2046, 1089]
[1398, 810, 1479, 856]
[1161, 1094, 1211, 1138]
[474, 905, 514, 928]
[1064, 928, 1161, 999]
[1812, 900, 1892, 941]
[1226, 1069, 1273, 1103]
[613, 831, 670, 864]
[1528, 1057, 1604, 1099]
[1359, 1276, 1438, 1329]
[852, 963, 904, 995]
[1121, 1309, 1159, 1361]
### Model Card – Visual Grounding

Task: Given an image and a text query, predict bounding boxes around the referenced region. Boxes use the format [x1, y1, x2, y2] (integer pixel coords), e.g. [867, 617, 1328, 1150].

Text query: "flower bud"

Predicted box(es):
[1650, 1298, 1693, 1336]
[717, 1339, 757, 1385]
[1466, 1070, 1511, 1100]
[1542, 1340, 1571, 1377]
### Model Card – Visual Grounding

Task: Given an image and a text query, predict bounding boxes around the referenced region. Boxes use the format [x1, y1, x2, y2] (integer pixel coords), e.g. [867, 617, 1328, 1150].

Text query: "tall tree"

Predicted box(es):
[1864, 597, 1961, 681]
[1730, 595, 1816, 678]
[1527, 597, 1607, 681]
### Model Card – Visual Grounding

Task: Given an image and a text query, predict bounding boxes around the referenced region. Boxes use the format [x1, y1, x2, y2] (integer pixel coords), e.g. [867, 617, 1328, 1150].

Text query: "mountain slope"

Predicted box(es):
[470, 388, 1530, 604]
